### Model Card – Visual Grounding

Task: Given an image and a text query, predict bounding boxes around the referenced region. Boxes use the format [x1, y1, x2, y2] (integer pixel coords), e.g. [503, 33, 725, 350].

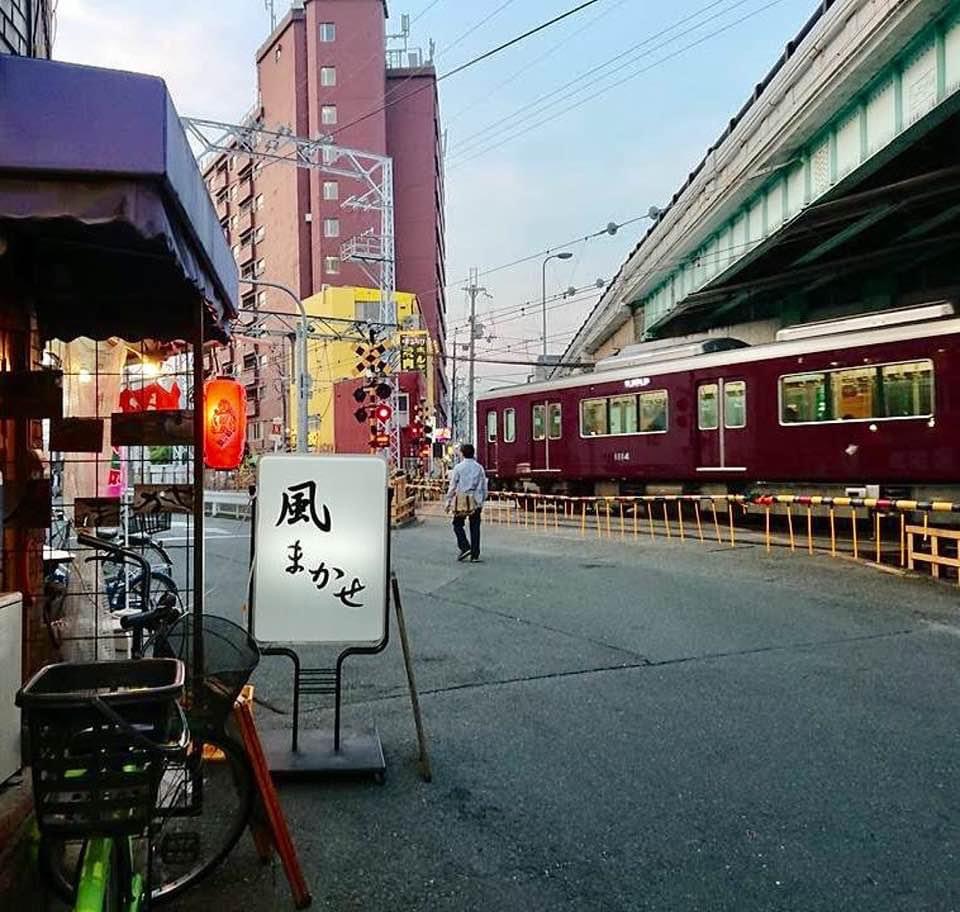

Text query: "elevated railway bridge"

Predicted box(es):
[565, 0, 960, 359]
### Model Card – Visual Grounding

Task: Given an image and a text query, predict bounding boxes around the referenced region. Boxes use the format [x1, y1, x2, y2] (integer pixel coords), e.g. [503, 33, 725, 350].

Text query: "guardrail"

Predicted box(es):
[204, 490, 251, 519]
[409, 484, 960, 585]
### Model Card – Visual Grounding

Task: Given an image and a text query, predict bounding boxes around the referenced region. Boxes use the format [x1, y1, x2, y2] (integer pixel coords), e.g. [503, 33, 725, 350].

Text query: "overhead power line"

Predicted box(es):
[326, 0, 609, 139]
[447, 0, 746, 155]
[450, 0, 789, 168]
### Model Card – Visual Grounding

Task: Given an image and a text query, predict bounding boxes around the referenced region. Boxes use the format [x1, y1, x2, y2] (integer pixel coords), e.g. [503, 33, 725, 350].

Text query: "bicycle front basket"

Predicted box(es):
[17, 659, 186, 837]
[157, 615, 259, 735]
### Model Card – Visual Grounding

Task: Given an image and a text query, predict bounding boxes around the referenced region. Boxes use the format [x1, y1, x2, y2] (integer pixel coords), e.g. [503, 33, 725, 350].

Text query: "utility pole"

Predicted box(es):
[450, 326, 459, 442]
[462, 269, 488, 446]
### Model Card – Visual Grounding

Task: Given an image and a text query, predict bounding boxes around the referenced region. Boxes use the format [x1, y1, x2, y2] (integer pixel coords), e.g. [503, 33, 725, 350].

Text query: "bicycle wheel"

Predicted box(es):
[150, 732, 254, 904]
[40, 733, 254, 906]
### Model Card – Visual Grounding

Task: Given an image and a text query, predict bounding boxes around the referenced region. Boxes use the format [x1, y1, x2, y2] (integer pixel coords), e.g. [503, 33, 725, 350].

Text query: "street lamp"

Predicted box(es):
[239, 277, 311, 453]
[541, 252, 572, 361]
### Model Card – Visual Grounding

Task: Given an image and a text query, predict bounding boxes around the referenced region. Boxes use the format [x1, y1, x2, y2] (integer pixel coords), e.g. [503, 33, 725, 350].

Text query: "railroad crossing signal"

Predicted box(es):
[355, 343, 389, 377]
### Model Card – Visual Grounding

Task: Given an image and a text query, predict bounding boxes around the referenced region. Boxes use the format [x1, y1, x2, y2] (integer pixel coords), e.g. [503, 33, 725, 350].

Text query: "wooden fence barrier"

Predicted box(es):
[906, 524, 960, 584]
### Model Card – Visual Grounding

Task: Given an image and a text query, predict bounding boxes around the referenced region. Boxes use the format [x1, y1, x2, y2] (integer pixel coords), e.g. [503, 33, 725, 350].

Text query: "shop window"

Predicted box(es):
[532, 404, 546, 441]
[487, 410, 497, 442]
[724, 381, 746, 428]
[697, 384, 718, 430]
[609, 395, 637, 435]
[881, 360, 933, 417]
[504, 408, 516, 443]
[548, 403, 561, 440]
[639, 390, 668, 432]
[580, 398, 607, 436]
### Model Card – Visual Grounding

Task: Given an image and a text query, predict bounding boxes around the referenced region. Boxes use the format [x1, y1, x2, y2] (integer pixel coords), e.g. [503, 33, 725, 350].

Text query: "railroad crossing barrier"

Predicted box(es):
[409, 484, 960, 586]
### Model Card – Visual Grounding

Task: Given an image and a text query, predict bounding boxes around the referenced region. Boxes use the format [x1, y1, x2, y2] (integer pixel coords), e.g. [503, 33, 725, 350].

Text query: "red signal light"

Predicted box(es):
[373, 404, 392, 423]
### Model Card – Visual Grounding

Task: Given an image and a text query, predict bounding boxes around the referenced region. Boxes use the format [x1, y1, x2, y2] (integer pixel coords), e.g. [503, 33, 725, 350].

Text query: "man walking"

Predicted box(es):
[444, 443, 488, 562]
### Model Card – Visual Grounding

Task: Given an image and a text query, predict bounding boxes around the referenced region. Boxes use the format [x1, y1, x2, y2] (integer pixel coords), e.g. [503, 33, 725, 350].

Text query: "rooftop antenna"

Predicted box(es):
[264, 0, 277, 31]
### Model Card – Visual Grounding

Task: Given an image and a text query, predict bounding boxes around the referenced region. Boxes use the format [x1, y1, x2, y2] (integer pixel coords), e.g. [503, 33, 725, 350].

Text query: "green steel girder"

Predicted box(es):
[640, 2, 960, 331]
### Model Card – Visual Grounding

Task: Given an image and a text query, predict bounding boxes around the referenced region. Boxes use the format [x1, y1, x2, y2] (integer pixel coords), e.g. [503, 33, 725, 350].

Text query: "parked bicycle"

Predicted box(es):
[18, 657, 189, 910]
[24, 533, 261, 907]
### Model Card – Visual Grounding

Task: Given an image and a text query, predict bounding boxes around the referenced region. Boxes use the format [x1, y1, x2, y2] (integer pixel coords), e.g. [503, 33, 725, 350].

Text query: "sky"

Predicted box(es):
[53, 0, 815, 391]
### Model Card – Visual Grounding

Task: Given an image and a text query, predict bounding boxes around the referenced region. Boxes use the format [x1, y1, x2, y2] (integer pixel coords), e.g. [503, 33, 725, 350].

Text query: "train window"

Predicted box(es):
[487, 410, 497, 442]
[639, 390, 668, 432]
[881, 361, 933, 417]
[697, 384, 719, 430]
[609, 395, 637, 434]
[780, 373, 828, 423]
[833, 368, 876, 420]
[532, 404, 546, 441]
[504, 408, 516, 443]
[548, 403, 562, 440]
[580, 398, 607, 436]
[724, 381, 746, 428]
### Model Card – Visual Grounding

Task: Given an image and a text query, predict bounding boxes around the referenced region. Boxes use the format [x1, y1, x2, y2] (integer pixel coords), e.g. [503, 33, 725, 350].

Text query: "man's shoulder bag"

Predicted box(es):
[453, 493, 477, 517]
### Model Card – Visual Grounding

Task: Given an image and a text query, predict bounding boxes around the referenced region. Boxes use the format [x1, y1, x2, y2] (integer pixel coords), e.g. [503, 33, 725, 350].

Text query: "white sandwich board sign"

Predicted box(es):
[253, 454, 389, 645]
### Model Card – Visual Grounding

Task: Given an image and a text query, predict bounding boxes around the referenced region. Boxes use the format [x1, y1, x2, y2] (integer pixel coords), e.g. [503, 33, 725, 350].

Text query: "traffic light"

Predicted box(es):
[373, 403, 392, 423]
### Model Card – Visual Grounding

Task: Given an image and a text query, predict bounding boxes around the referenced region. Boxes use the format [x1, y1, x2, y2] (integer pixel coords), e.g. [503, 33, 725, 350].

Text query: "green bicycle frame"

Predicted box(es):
[75, 837, 143, 912]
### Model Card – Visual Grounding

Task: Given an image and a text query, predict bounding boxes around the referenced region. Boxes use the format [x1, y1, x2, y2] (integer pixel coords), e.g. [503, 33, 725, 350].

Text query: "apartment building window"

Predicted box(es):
[323, 218, 340, 238]
[254, 258, 265, 277]
[239, 228, 253, 247]
[257, 291, 267, 307]
[243, 352, 258, 371]
[321, 105, 337, 125]
[255, 226, 266, 242]
[319, 22, 336, 41]
[232, 244, 241, 259]
[250, 421, 263, 441]
[320, 67, 336, 87]
[254, 194, 264, 211]
[323, 181, 339, 201]
[324, 256, 340, 275]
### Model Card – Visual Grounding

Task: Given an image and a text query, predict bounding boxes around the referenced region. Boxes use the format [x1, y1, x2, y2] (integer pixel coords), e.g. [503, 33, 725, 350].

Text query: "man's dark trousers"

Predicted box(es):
[453, 509, 481, 559]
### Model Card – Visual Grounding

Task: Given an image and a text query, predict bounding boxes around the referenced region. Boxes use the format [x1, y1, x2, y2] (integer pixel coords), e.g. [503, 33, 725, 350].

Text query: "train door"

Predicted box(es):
[531, 401, 561, 472]
[485, 408, 499, 473]
[695, 378, 748, 474]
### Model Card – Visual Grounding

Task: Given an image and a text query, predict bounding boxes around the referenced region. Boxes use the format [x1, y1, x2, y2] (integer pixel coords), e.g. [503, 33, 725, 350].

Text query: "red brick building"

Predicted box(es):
[205, 0, 446, 452]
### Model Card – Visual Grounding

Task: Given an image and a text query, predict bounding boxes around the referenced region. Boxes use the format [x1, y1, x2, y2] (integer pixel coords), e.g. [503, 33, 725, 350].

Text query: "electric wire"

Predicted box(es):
[450, 0, 789, 168]
[324, 0, 609, 140]
[447, 0, 748, 155]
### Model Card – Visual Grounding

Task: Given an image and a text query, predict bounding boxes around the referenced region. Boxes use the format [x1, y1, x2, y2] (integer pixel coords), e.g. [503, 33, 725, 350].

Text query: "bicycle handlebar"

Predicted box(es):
[76, 532, 152, 609]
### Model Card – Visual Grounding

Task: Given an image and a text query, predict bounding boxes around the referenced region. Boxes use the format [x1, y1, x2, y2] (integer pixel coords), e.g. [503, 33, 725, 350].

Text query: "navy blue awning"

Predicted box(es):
[0, 55, 238, 342]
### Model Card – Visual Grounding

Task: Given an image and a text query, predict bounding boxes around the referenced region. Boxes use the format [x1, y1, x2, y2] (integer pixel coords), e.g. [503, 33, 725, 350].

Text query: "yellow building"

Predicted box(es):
[288, 285, 435, 452]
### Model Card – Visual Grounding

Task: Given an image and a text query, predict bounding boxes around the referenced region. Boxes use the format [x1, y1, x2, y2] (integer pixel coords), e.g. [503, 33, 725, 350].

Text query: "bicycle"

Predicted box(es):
[33, 534, 261, 906]
[17, 657, 190, 911]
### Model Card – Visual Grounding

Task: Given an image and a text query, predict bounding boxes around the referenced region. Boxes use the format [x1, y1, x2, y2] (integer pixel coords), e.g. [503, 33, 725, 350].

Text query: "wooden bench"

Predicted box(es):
[906, 524, 960, 584]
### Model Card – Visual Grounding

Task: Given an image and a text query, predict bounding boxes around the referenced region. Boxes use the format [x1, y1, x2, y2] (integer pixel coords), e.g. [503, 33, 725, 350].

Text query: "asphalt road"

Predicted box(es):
[175, 514, 960, 912]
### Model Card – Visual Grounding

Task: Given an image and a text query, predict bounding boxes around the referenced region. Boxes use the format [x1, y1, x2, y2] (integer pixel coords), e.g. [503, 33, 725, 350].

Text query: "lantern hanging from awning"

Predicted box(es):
[204, 377, 247, 470]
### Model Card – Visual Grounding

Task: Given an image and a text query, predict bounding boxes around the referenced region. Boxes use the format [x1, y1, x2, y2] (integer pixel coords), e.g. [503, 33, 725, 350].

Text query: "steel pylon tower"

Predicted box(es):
[181, 116, 401, 467]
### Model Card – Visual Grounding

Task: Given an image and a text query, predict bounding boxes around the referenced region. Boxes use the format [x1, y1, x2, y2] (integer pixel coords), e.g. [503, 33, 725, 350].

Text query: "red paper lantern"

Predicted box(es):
[204, 377, 247, 470]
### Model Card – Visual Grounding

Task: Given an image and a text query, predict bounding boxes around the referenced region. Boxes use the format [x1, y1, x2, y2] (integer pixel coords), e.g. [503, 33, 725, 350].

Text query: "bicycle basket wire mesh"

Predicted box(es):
[16, 659, 186, 837]
[130, 512, 173, 535]
[157, 615, 259, 735]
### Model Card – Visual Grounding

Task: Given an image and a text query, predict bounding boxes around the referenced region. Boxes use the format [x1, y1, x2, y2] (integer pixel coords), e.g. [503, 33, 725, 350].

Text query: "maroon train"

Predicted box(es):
[476, 303, 960, 500]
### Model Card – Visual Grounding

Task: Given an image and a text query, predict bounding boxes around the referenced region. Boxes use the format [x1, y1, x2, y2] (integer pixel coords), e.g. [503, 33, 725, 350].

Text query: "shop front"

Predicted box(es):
[0, 53, 237, 900]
